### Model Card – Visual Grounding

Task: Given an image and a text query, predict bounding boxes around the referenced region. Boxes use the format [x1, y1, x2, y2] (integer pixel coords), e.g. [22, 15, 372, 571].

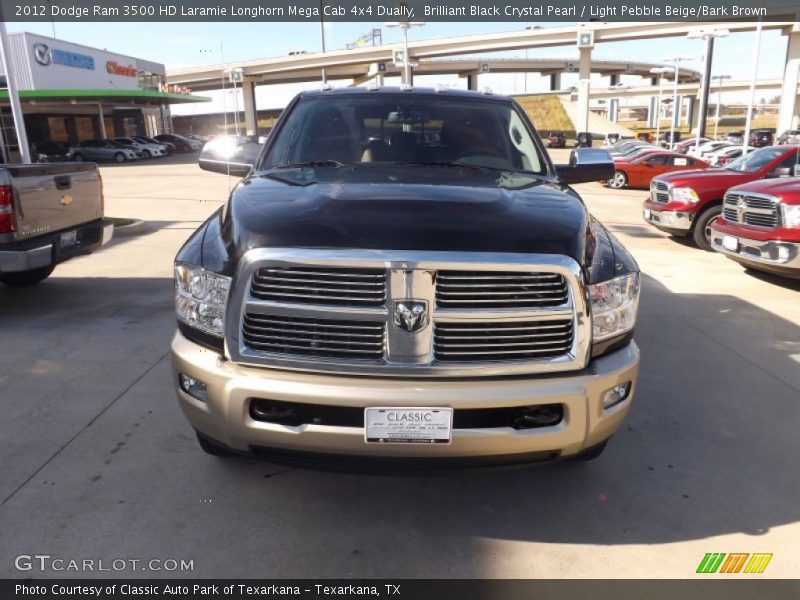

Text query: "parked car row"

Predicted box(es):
[31, 133, 203, 164]
[641, 144, 800, 279]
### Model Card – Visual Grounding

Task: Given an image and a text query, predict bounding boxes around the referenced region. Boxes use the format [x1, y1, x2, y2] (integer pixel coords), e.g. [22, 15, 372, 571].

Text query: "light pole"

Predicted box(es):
[712, 74, 731, 139]
[663, 56, 691, 149]
[650, 67, 671, 144]
[319, 0, 327, 84]
[386, 21, 424, 85]
[743, 21, 763, 153]
[686, 28, 729, 151]
[0, 22, 30, 162]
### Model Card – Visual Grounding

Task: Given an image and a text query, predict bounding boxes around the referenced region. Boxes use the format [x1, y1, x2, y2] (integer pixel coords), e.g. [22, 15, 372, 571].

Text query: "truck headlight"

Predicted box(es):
[589, 273, 640, 342]
[174, 263, 231, 337]
[672, 187, 699, 204]
[782, 204, 800, 227]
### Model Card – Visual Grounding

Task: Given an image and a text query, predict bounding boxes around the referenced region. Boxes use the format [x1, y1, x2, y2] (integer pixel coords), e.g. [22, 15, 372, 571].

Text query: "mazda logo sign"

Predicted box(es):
[33, 43, 51, 66]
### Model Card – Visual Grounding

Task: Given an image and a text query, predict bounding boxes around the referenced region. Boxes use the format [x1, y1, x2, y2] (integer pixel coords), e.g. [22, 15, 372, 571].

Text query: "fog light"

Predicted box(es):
[512, 404, 563, 429]
[777, 245, 790, 262]
[602, 382, 631, 409]
[179, 373, 208, 402]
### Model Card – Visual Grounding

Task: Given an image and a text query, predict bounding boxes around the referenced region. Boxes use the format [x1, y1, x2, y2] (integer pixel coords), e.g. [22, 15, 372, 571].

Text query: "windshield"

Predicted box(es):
[262, 93, 546, 174]
[725, 147, 789, 172]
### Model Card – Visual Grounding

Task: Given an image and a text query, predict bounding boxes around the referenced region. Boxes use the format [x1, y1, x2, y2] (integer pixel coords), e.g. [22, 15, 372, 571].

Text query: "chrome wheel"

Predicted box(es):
[609, 171, 627, 189]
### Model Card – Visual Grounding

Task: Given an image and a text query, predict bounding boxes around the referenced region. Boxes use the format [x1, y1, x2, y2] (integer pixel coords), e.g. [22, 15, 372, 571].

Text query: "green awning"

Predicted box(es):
[0, 88, 211, 105]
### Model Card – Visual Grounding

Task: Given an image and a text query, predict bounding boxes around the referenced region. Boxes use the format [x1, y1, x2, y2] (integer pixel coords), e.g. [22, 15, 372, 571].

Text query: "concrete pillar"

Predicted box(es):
[609, 73, 619, 87]
[576, 46, 591, 133]
[647, 96, 657, 128]
[686, 97, 696, 127]
[466, 73, 478, 91]
[98, 104, 107, 139]
[650, 76, 658, 86]
[777, 29, 800, 133]
[609, 99, 619, 122]
[242, 78, 258, 137]
[672, 95, 682, 129]
[549, 72, 561, 91]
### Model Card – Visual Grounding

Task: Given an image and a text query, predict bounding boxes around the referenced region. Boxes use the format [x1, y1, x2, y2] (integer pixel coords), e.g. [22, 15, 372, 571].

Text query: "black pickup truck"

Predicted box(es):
[172, 87, 641, 469]
[0, 162, 112, 286]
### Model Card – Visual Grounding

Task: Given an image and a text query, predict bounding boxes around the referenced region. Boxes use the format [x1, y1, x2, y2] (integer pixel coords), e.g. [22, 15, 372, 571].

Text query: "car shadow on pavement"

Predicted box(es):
[741, 268, 800, 291]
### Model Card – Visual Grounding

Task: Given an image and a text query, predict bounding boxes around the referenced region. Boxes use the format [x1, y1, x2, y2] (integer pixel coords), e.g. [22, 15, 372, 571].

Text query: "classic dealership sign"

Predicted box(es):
[106, 60, 137, 77]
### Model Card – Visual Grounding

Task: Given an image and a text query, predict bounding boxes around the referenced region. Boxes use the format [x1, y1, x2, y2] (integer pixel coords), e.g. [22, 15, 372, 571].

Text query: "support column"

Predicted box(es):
[685, 97, 696, 127]
[576, 46, 592, 133]
[549, 72, 561, 91]
[98, 104, 107, 139]
[242, 78, 258, 137]
[647, 96, 657, 128]
[672, 95, 682, 129]
[778, 28, 800, 133]
[609, 73, 619, 87]
[466, 73, 478, 91]
[609, 99, 619, 122]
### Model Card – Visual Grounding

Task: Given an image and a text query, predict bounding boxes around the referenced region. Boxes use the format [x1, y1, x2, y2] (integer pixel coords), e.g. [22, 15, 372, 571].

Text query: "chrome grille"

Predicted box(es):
[650, 179, 670, 203]
[723, 193, 780, 229]
[251, 266, 386, 306]
[242, 313, 385, 360]
[434, 319, 574, 361]
[436, 271, 568, 308]
[229, 249, 590, 377]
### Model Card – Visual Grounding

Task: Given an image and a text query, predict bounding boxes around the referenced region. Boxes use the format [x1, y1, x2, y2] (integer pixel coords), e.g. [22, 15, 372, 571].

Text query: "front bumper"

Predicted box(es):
[643, 203, 694, 233]
[0, 219, 113, 273]
[709, 226, 800, 277]
[170, 332, 640, 464]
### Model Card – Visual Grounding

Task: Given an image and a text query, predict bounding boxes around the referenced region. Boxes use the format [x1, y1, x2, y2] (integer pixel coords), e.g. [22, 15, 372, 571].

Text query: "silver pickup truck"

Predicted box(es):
[0, 162, 113, 286]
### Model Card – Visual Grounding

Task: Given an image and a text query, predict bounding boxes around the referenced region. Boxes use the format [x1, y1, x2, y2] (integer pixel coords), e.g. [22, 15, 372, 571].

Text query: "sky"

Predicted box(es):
[9, 20, 789, 114]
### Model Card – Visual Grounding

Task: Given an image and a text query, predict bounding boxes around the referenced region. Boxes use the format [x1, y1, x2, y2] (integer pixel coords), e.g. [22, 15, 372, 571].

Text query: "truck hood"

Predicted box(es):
[728, 177, 800, 202]
[222, 166, 591, 267]
[658, 167, 757, 191]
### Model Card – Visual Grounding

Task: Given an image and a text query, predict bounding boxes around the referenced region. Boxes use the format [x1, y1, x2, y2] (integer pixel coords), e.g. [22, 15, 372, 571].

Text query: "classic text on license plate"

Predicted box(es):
[364, 407, 453, 444]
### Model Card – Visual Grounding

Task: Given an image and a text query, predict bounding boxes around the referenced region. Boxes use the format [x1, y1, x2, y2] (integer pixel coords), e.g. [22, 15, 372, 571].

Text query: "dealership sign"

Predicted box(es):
[32, 43, 95, 70]
[107, 60, 137, 77]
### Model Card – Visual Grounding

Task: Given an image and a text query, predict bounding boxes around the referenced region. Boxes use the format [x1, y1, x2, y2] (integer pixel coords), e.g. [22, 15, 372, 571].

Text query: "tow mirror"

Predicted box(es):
[556, 148, 614, 185]
[197, 137, 258, 176]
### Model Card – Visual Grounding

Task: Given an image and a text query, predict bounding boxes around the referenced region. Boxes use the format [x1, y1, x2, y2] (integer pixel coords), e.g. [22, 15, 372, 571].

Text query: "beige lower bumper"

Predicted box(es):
[170, 332, 639, 460]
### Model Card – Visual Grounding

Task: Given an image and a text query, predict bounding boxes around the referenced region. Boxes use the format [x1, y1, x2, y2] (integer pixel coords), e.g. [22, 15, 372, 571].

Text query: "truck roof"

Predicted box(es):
[299, 86, 510, 102]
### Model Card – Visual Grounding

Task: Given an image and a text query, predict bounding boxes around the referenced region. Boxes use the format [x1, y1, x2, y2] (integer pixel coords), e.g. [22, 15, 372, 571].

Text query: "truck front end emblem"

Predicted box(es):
[393, 300, 428, 333]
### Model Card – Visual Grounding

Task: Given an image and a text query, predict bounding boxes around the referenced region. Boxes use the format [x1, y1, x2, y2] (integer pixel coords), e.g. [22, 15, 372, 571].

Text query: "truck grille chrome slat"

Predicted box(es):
[436, 270, 569, 308]
[229, 250, 590, 377]
[650, 179, 670, 204]
[251, 267, 386, 306]
[242, 314, 385, 360]
[723, 192, 780, 229]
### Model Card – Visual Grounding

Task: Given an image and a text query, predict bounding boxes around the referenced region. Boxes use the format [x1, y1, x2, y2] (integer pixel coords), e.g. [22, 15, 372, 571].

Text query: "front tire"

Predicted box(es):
[114, 152, 126, 163]
[608, 171, 628, 189]
[692, 205, 722, 251]
[0, 265, 55, 286]
[195, 432, 237, 457]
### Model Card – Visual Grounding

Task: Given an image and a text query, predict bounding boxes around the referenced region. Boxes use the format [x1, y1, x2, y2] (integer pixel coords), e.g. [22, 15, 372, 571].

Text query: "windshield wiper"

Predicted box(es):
[273, 160, 348, 169]
[394, 160, 509, 172]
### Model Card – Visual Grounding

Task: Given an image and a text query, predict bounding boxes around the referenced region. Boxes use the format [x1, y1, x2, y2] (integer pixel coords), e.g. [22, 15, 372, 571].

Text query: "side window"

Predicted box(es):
[776, 153, 800, 171]
[649, 155, 669, 166]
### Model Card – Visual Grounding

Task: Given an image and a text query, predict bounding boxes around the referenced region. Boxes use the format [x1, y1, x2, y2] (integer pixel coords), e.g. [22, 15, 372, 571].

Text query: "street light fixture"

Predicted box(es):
[711, 74, 731, 139]
[686, 28, 729, 150]
[663, 56, 692, 149]
[386, 21, 425, 85]
[650, 66, 671, 144]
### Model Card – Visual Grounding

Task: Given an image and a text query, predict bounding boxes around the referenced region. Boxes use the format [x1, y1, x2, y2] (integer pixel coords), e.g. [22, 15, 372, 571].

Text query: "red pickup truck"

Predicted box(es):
[642, 145, 800, 250]
[708, 178, 800, 278]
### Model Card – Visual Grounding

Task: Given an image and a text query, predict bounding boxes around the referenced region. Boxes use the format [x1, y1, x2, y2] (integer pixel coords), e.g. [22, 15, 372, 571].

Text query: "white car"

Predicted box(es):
[707, 145, 756, 166]
[687, 141, 731, 158]
[114, 137, 167, 159]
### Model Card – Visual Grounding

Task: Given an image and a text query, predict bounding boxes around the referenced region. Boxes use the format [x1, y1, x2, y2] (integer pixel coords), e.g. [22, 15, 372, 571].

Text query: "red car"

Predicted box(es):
[709, 178, 800, 278]
[608, 152, 711, 190]
[548, 131, 567, 148]
[642, 146, 800, 250]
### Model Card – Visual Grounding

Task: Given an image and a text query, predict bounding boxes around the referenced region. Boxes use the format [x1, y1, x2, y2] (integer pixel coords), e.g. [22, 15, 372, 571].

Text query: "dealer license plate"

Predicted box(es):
[643, 209, 651, 220]
[364, 407, 453, 444]
[60, 230, 77, 249]
[722, 235, 739, 251]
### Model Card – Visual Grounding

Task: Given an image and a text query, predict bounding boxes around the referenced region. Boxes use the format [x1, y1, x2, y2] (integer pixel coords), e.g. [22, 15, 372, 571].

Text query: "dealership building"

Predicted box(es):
[0, 31, 209, 160]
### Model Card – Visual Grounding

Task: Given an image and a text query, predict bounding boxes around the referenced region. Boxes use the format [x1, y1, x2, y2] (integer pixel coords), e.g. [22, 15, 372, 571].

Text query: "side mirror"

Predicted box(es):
[198, 140, 256, 176]
[768, 167, 792, 178]
[556, 148, 614, 185]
